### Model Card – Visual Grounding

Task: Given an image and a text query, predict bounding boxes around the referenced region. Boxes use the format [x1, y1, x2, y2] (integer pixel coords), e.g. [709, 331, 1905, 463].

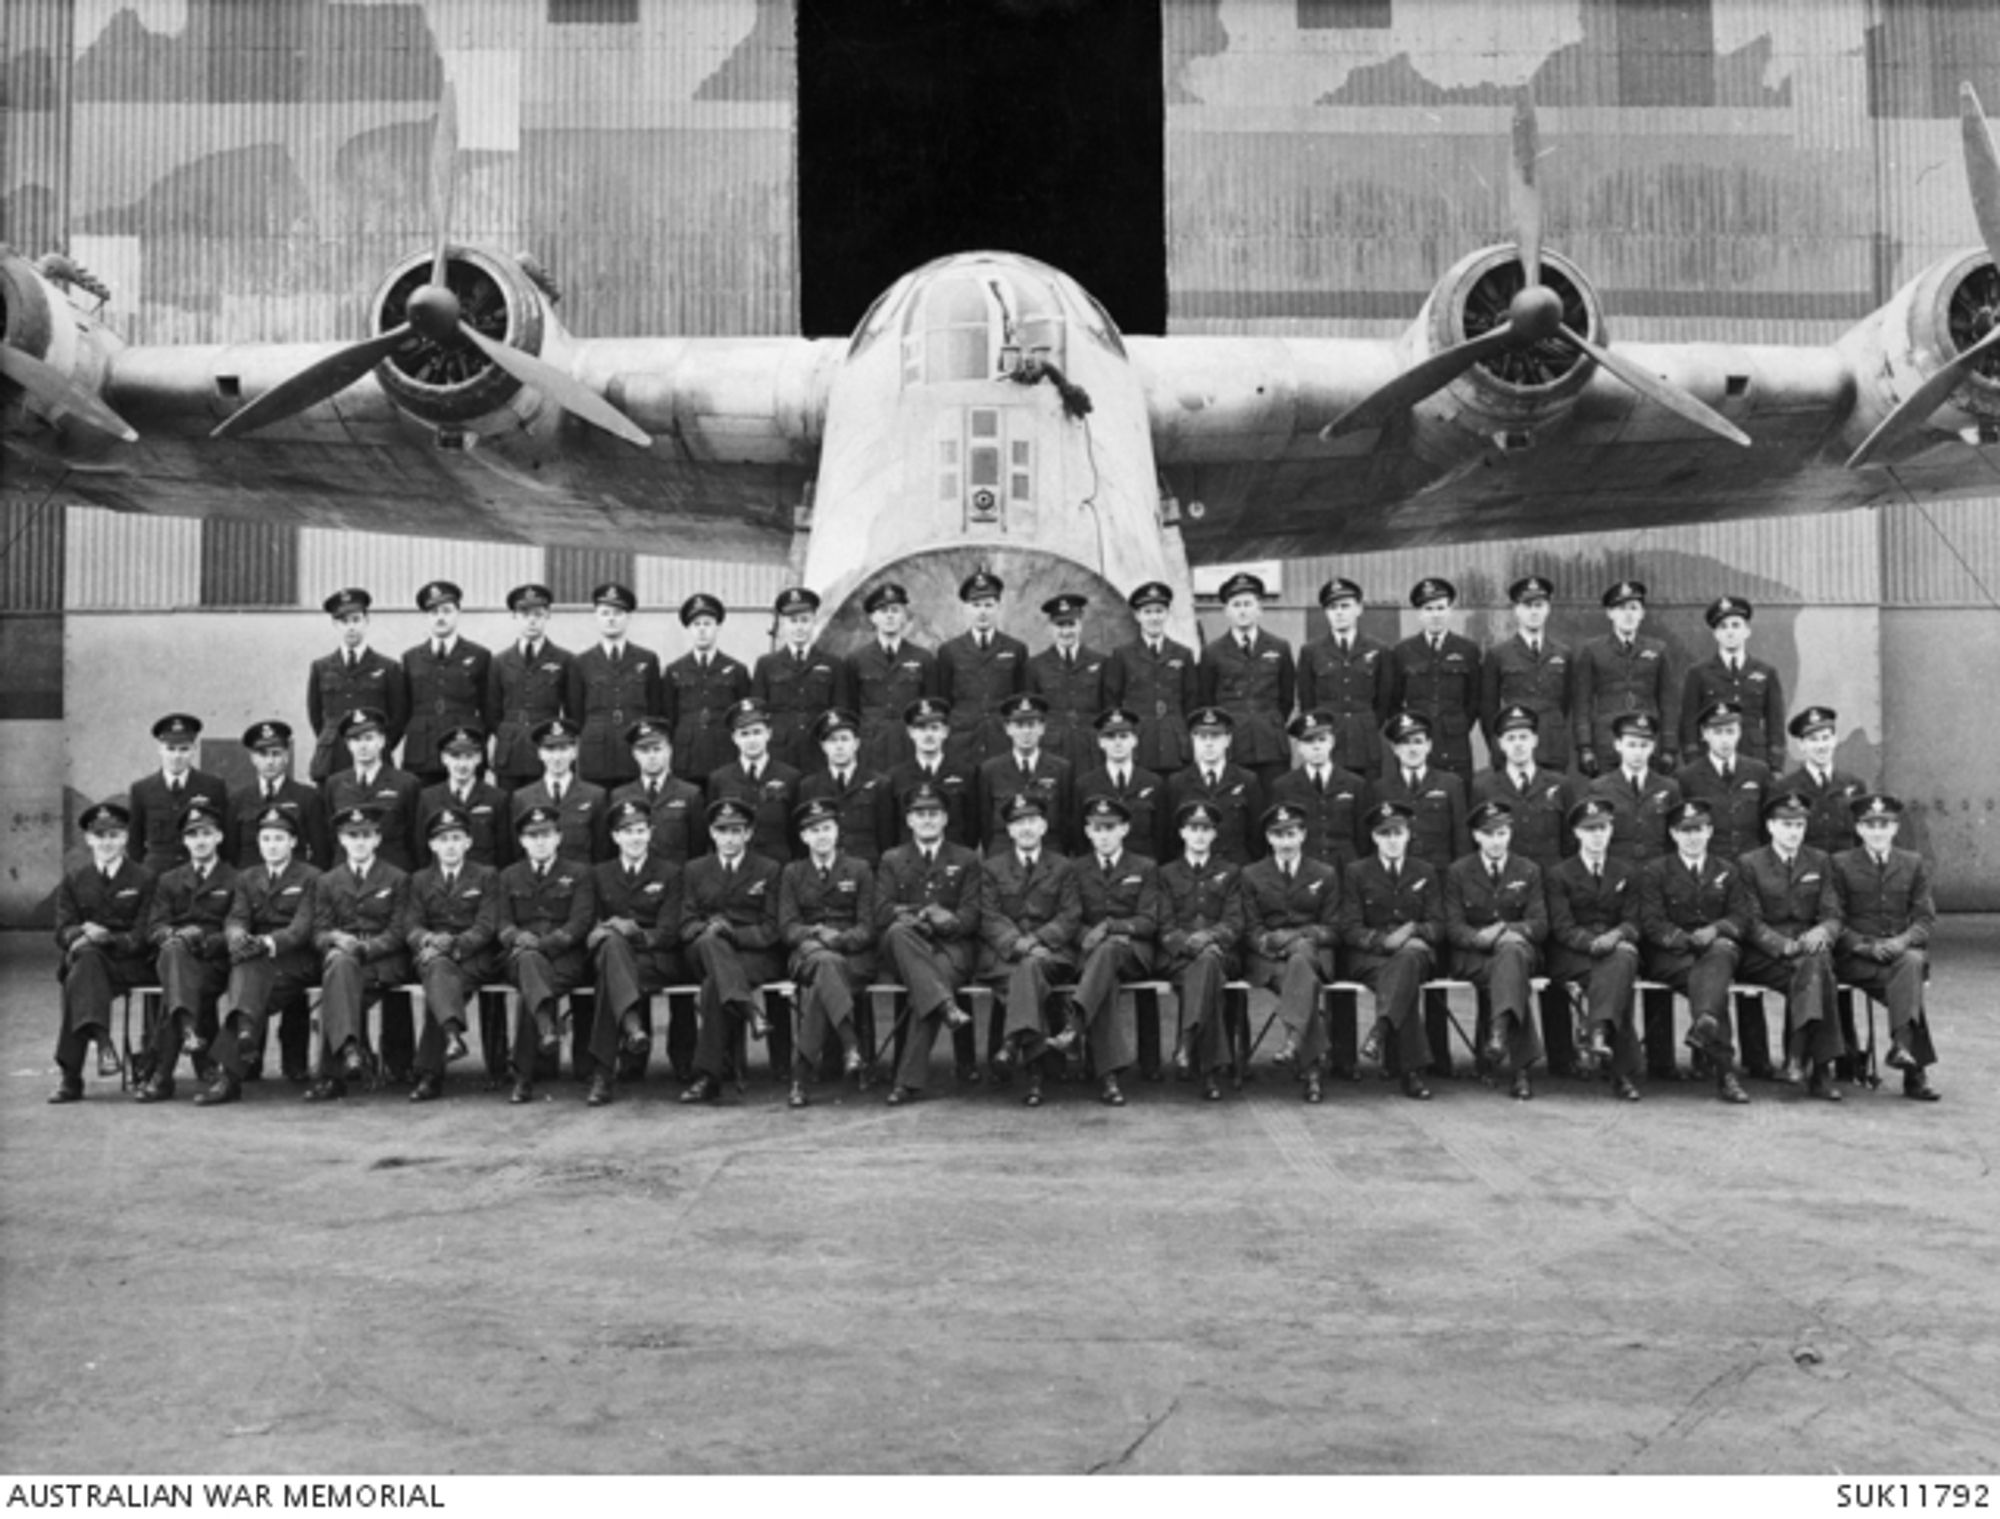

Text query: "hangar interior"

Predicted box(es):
[2, 0, 1997, 920]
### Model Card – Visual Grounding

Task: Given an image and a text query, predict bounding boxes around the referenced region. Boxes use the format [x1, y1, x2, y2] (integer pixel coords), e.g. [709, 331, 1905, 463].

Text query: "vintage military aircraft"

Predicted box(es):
[5, 84, 1998, 642]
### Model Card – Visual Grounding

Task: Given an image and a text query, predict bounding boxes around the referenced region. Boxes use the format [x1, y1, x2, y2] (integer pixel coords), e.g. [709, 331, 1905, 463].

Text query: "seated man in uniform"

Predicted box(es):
[1156, 800, 1246, 1101]
[1444, 800, 1549, 1101]
[1639, 799, 1751, 1104]
[778, 797, 877, 1109]
[307, 805, 412, 1102]
[496, 804, 595, 1105]
[404, 806, 501, 1104]
[416, 725, 511, 869]
[584, 800, 685, 1106]
[1833, 793, 1941, 1102]
[980, 792, 1082, 1108]
[876, 784, 983, 1106]
[612, 718, 704, 866]
[1239, 802, 1340, 1104]
[1052, 794, 1159, 1108]
[677, 798, 785, 1104]
[1339, 802, 1445, 1100]
[48, 804, 157, 1104]
[1735, 791, 1847, 1100]
[134, 802, 238, 1103]
[1543, 797, 1644, 1102]
[208, 804, 320, 1105]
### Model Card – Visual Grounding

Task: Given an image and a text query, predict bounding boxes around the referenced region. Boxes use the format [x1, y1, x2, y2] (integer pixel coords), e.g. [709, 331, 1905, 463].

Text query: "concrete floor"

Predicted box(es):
[2, 923, 1995, 1474]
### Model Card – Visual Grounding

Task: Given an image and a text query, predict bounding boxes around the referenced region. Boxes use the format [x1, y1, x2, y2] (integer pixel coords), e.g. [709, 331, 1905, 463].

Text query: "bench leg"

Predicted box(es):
[1539, 981, 1578, 1075]
[1326, 986, 1358, 1080]
[1642, 986, 1679, 1079]
[1736, 990, 1775, 1079]
[1424, 987, 1454, 1078]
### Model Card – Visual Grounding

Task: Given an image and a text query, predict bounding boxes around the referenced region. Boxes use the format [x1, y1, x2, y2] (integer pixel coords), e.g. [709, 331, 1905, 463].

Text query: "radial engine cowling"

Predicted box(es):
[366, 246, 550, 429]
[1848, 250, 2000, 450]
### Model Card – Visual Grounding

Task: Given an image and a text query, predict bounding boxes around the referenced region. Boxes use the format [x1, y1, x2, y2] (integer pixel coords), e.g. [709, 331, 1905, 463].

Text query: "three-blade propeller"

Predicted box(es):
[212, 84, 648, 447]
[1322, 88, 1750, 448]
[0, 344, 139, 442]
[1846, 83, 2000, 468]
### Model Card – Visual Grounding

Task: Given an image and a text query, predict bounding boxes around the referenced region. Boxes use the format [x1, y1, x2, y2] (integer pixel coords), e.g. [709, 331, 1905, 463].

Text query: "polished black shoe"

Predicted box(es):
[1172, 1036, 1192, 1078]
[843, 1046, 865, 1078]
[48, 1075, 85, 1104]
[786, 1080, 809, 1109]
[408, 1074, 443, 1103]
[194, 1074, 242, 1107]
[535, 1019, 560, 1057]
[1779, 1056, 1806, 1086]
[1481, 1041, 1508, 1075]
[1272, 1038, 1298, 1070]
[1585, 1027, 1613, 1063]
[943, 1004, 971, 1031]
[444, 1030, 471, 1064]
[510, 1078, 535, 1105]
[1200, 1074, 1223, 1102]
[304, 1076, 347, 1102]
[1883, 1041, 1918, 1072]
[1684, 1014, 1721, 1055]
[133, 1074, 175, 1103]
[340, 1043, 367, 1079]
[1611, 1075, 1641, 1102]
[747, 1006, 770, 1041]
[679, 1075, 720, 1105]
[1024, 1074, 1044, 1108]
[1510, 1072, 1533, 1102]
[1303, 1071, 1324, 1105]
[1902, 1069, 1941, 1102]
[1099, 1075, 1126, 1107]
[237, 1027, 261, 1064]
[1401, 1070, 1432, 1101]
[1358, 1025, 1383, 1066]
[586, 1073, 614, 1107]
[1717, 1071, 1750, 1105]
[886, 1084, 919, 1106]
[96, 1043, 122, 1079]
[990, 1042, 1015, 1072]
[1047, 1025, 1079, 1055]
[1808, 1067, 1843, 1102]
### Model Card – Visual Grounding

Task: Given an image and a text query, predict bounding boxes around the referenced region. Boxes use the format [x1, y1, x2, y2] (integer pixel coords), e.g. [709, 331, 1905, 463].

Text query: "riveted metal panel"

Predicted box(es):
[63, 506, 200, 609]
[1881, 496, 2000, 607]
[297, 528, 544, 610]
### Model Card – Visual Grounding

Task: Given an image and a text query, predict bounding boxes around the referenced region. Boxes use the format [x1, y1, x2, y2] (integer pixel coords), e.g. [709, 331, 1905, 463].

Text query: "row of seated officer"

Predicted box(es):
[51, 737, 1941, 1111]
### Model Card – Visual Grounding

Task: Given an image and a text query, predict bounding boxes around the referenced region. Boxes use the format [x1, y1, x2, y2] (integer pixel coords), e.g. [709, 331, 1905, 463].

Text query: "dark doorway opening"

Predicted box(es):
[796, 0, 1166, 340]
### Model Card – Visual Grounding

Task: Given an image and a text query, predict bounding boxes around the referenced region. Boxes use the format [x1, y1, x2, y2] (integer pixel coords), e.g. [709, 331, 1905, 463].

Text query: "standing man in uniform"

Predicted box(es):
[665, 591, 751, 787]
[416, 726, 512, 869]
[1026, 593, 1108, 771]
[934, 569, 1025, 774]
[1444, 800, 1548, 1100]
[752, 586, 847, 775]
[888, 697, 978, 849]
[1674, 700, 1771, 865]
[1573, 579, 1675, 778]
[1543, 797, 1644, 1101]
[1833, 794, 1942, 1102]
[306, 588, 407, 785]
[307, 805, 412, 1102]
[795, 708, 895, 864]
[612, 718, 704, 866]
[1269, 709, 1367, 877]
[127, 714, 230, 876]
[1339, 801, 1444, 1099]
[1165, 707, 1264, 867]
[1773, 706, 1869, 858]
[587, 798, 688, 1100]
[975, 693, 1074, 853]
[509, 717, 608, 865]
[1072, 706, 1168, 864]
[1677, 596, 1785, 770]
[1481, 575, 1574, 775]
[208, 804, 318, 1103]
[231, 720, 328, 870]
[1639, 799, 1751, 1104]
[1156, 799, 1245, 1101]
[403, 806, 500, 1104]
[1390, 576, 1482, 782]
[400, 579, 493, 788]
[488, 582, 572, 791]
[1200, 570, 1295, 791]
[876, 783, 983, 1105]
[495, 805, 595, 1104]
[847, 582, 939, 777]
[778, 797, 877, 1108]
[1735, 792, 1847, 1099]
[1239, 802, 1340, 1104]
[48, 804, 155, 1103]
[980, 793, 1081, 1109]
[132, 802, 237, 1103]
[677, 798, 785, 1105]
[1297, 577, 1394, 780]
[707, 698, 801, 865]
[1104, 580, 1199, 780]
[568, 581, 661, 791]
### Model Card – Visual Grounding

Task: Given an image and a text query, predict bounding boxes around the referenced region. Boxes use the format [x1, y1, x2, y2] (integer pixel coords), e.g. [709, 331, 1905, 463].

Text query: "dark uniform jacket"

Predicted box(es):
[1296, 633, 1394, 777]
[1336, 855, 1444, 952]
[1471, 767, 1576, 871]
[1389, 632, 1482, 776]
[1157, 855, 1245, 969]
[1165, 763, 1265, 866]
[57, 857, 156, 959]
[935, 630, 1027, 769]
[404, 859, 502, 959]
[665, 650, 752, 784]
[509, 778, 609, 865]
[1479, 635, 1575, 772]
[1735, 845, 1840, 952]
[417, 779, 514, 869]
[1239, 855, 1340, 953]
[226, 860, 319, 959]
[976, 849, 1081, 977]
[322, 764, 423, 872]
[707, 759, 802, 864]
[591, 854, 684, 952]
[146, 859, 239, 955]
[1585, 768, 1681, 865]
[1104, 635, 1200, 776]
[1072, 763, 1168, 865]
[311, 860, 410, 962]
[1025, 644, 1109, 770]
[497, 856, 595, 966]
[1771, 767, 1868, 858]
[230, 777, 329, 871]
[1638, 852, 1744, 951]
[889, 757, 979, 849]
[1367, 767, 1467, 870]
[1544, 854, 1641, 978]
[1269, 764, 1367, 875]
[1572, 633, 1674, 761]
[1200, 629, 1296, 770]
[1443, 853, 1547, 951]
[400, 637, 493, 777]
[1678, 654, 1785, 770]
[847, 639, 940, 776]
[678, 851, 782, 952]
[566, 641, 663, 787]
[487, 638, 574, 783]
[874, 841, 982, 945]
[1075, 850, 1161, 951]
[751, 643, 848, 773]
[1832, 846, 1934, 950]
[306, 647, 408, 781]
[128, 769, 232, 875]
[779, 855, 877, 957]
[796, 766, 896, 863]
[975, 751, 1075, 854]
[1672, 756, 1771, 864]
[611, 774, 707, 865]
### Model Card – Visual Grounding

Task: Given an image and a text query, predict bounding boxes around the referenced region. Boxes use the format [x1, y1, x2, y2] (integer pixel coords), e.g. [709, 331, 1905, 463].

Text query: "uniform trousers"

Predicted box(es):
[994, 952, 1079, 1053]
[688, 932, 784, 1082]
[55, 944, 154, 1074]
[148, 939, 231, 1077]
[1244, 944, 1334, 1074]
[1737, 946, 1846, 1064]
[1645, 940, 1741, 1061]
[413, 947, 499, 1077]
[1068, 939, 1146, 1075]
[218, 952, 316, 1081]
[790, 945, 873, 1076]
[319, 949, 411, 1062]
[1164, 947, 1233, 1076]
[1834, 949, 1937, 1067]
[881, 925, 975, 1092]
[1346, 942, 1436, 1071]
[1451, 938, 1545, 1071]
[1547, 943, 1643, 1079]
[503, 947, 588, 1079]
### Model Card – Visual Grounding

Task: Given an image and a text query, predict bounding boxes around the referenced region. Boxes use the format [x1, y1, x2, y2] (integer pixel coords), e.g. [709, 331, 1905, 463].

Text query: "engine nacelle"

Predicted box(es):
[365, 245, 553, 433]
[1840, 250, 2000, 454]
[1, 247, 122, 433]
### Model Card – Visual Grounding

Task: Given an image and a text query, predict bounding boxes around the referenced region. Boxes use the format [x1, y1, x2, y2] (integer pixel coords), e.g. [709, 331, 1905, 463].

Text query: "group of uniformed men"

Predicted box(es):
[48, 567, 1943, 1112]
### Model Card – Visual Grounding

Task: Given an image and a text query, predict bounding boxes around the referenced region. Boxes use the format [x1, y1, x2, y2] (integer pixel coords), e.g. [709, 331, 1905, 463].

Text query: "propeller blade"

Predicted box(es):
[456, 323, 651, 448]
[430, 81, 460, 289]
[209, 324, 415, 438]
[1846, 322, 2000, 468]
[1962, 83, 2000, 269]
[0, 346, 139, 441]
[1320, 323, 1523, 439]
[1511, 86, 1543, 289]
[1558, 324, 1751, 446]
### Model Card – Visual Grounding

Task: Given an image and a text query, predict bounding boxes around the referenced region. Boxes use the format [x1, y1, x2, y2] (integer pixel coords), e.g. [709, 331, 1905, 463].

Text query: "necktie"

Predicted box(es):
[1405, 771, 1418, 790]
[1101, 855, 1113, 877]
[347, 651, 359, 671]
[837, 771, 849, 792]
[535, 864, 547, 882]
[266, 783, 279, 802]
[747, 766, 761, 785]
[1430, 635, 1441, 654]
[455, 787, 469, 806]
[820, 865, 832, 885]
[434, 640, 447, 660]
[1315, 770, 1327, 794]
[1621, 640, 1634, 656]
[648, 782, 661, 801]
[1148, 640, 1162, 657]
[1113, 769, 1127, 790]
[1528, 638, 1540, 656]
[1387, 861, 1399, 886]
[978, 635, 990, 652]
[1337, 638, 1350, 656]
[168, 778, 182, 798]
[1206, 770, 1219, 789]
[1875, 853, 1889, 871]
[525, 641, 539, 661]
[443, 871, 456, 891]
[923, 849, 936, 869]
[1722, 763, 1733, 781]
[1489, 861, 1502, 883]
[551, 782, 564, 805]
